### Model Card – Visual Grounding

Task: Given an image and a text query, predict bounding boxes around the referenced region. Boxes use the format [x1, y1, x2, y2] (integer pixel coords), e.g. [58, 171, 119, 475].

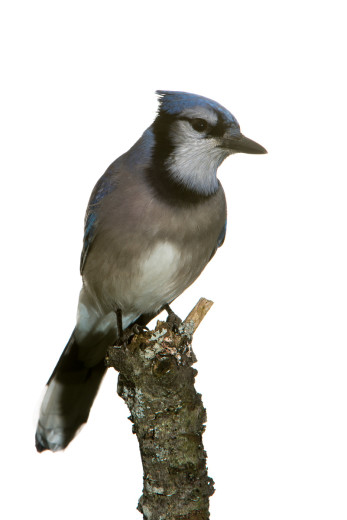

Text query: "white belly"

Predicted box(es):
[76, 240, 204, 350]
[127, 241, 182, 311]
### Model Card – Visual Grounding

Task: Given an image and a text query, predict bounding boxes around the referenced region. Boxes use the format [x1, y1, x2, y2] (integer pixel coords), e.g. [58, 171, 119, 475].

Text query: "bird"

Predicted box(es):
[35, 90, 267, 452]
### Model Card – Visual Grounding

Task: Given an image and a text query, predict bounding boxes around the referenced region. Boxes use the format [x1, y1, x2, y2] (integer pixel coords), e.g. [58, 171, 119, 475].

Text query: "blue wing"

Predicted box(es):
[80, 171, 116, 274]
[217, 219, 227, 248]
[209, 219, 227, 262]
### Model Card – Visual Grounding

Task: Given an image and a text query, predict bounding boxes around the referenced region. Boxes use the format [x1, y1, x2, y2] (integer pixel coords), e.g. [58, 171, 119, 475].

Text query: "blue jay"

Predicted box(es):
[36, 91, 266, 452]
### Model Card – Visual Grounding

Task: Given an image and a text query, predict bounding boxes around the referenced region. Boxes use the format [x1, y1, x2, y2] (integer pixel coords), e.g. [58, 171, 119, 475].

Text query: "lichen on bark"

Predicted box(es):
[106, 299, 215, 520]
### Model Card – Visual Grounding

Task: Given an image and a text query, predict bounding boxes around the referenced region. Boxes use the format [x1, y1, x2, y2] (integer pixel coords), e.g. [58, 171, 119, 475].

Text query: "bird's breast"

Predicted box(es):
[83, 181, 226, 315]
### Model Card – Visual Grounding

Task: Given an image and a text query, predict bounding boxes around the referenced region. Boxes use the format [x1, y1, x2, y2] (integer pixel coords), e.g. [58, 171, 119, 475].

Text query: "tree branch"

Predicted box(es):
[106, 298, 215, 520]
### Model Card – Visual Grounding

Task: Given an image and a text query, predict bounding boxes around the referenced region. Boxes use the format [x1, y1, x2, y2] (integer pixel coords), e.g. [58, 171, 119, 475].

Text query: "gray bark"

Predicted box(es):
[106, 298, 215, 520]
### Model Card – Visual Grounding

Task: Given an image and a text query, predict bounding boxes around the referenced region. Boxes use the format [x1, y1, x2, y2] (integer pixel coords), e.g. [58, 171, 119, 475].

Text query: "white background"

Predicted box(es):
[1, 1, 346, 519]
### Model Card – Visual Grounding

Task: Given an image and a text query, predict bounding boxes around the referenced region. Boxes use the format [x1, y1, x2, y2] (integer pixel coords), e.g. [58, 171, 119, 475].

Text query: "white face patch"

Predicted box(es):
[166, 118, 231, 195]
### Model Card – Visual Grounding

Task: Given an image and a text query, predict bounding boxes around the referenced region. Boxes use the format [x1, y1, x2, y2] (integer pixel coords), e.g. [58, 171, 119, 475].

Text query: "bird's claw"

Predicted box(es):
[164, 304, 182, 332]
[123, 323, 149, 345]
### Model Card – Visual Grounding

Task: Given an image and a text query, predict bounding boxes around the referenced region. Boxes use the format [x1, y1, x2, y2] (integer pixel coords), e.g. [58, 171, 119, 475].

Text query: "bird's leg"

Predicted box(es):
[164, 304, 182, 332]
[116, 308, 124, 343]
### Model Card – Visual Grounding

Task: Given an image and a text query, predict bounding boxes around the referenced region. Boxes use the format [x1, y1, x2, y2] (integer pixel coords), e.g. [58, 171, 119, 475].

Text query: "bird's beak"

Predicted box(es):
[221, 132, 267, 155]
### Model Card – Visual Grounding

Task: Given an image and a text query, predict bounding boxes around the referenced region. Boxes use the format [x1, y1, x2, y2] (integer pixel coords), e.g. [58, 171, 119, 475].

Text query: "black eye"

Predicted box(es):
[191, 118, 208, 132]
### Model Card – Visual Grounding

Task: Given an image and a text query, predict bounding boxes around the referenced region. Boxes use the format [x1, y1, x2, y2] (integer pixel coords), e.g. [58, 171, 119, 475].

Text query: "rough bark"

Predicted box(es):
[106, 298, 215, 520]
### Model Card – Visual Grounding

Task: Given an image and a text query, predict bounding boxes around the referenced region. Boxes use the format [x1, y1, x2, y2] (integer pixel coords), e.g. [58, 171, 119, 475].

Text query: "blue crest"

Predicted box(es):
[156, 90, 239, 126]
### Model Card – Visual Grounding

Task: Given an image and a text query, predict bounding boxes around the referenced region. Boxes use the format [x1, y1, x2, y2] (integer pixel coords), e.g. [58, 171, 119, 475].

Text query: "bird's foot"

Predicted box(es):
[123, 323, 149, 344]
[114, 313, 149, 346]
[164, 304, 182, 332]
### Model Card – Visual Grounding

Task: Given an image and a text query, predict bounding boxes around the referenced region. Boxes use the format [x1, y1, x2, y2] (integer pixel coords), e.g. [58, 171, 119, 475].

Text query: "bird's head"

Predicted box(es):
[150, 90, 267, 198]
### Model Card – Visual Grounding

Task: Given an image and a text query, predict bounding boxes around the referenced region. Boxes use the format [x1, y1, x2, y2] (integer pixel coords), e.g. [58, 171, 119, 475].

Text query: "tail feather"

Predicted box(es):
[35, 332, 107, 452]
[35, 312, 157, 452]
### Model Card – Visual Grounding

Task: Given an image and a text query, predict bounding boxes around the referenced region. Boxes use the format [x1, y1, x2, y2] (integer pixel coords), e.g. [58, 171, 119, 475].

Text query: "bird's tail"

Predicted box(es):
[35, 331, 107, 452]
